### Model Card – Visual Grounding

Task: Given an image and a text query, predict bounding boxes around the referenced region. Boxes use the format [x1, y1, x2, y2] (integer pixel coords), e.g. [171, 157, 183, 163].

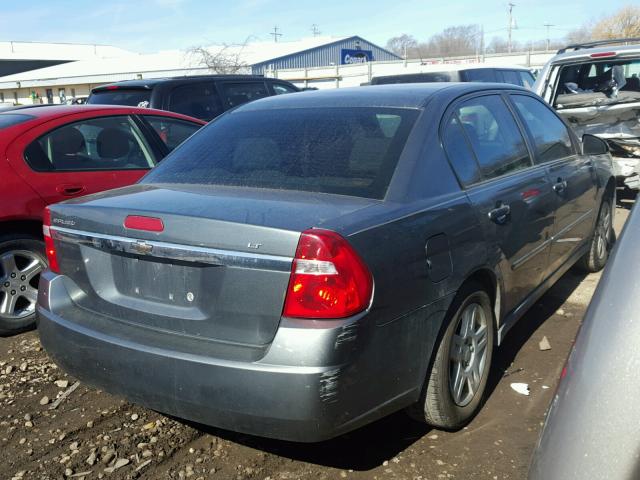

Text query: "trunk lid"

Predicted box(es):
[48, 184, 377, 346]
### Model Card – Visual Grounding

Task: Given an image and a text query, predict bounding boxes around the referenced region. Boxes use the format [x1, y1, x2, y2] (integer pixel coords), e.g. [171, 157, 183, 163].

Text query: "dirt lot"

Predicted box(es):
[0, 206, 631, 480]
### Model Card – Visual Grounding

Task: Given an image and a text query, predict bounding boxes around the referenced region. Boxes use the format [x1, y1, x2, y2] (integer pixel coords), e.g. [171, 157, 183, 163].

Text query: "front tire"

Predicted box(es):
[409, 282, 495, 430]
[0, 235, 47, 335]
[579, 197, 613, 273]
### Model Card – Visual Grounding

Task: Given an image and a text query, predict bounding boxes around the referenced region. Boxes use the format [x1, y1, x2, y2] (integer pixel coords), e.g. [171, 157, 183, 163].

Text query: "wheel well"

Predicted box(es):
[604, 177, 616, 202]
[0, 220, 43, 240]
[462, 269, 500, 326]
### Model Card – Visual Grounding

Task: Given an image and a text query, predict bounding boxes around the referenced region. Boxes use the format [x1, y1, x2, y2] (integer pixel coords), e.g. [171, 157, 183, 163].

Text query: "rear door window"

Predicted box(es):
[24, 116, 156, 171]
[462, 69, 498, 82]
[510, 95, 574, 163]
[143, 116, 202, 152]
[220, 82, 269, 108]
[168, 83, 223, 121]
[143, 107, 419, 199]
[454, 95, 531, 179]
[88, 89, 151, 107]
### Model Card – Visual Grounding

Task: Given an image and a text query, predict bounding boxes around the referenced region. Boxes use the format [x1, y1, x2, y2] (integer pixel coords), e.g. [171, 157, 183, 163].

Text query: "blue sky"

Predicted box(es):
[0, 0, 632, 52]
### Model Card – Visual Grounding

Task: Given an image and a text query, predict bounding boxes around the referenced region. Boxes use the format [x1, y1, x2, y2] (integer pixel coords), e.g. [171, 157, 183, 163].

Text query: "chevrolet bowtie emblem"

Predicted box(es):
[131, 241, 153, 255]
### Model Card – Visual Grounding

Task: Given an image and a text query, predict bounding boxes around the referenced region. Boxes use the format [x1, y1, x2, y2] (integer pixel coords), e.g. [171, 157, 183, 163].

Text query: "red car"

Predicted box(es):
[0, 105, 205, 333]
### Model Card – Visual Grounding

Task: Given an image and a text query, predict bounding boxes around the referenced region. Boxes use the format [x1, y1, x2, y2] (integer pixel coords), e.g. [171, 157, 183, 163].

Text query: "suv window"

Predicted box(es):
[462, 69, 498, 82]
[88, 89, 151, 107]
[143, 116, 202, 152]
[24, 116, 155, 171]
[442, 115, 482, 186]
[455, 95, 531, 179]
[143, 107, 419, 200]
[168, 83, 223, 121]
[511, 95, 574, 163]
[518, 70, 535, 89]
[499, 70, 521, 86]
[221, 82, 269, 108]
[272, 83, 298, 95]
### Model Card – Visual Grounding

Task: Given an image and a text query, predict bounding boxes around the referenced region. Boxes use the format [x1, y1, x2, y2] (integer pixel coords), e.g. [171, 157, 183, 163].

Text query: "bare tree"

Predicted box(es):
[424, 25, 482, 57]
[385, 34, 419, 58]
[186, 40, 250, 74]
[592, 5, 640, 39]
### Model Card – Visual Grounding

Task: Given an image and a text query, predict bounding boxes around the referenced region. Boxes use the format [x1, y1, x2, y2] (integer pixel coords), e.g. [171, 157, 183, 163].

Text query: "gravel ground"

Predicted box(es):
[0, 206, 630, 480]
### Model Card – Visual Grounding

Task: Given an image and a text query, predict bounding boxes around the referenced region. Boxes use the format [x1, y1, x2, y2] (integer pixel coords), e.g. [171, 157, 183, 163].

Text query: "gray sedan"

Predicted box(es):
[37, 84, 614, 442]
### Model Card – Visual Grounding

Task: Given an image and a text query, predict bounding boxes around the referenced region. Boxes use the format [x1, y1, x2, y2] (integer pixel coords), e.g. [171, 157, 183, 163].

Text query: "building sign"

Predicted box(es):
[341, 49, 373, 65]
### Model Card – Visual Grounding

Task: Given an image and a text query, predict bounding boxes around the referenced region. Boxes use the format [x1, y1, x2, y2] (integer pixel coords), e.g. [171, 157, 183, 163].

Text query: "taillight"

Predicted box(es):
[283, 229, 373, 319]
[42, 207, 60, 274]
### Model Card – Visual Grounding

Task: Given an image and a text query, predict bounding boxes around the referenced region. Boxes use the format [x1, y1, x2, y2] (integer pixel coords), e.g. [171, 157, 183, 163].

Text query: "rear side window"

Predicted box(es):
[24, 116, 156, 171]
[0, 113, 33, 130]
[511, 95, 574, 163]
[518, 71, 535, 89]
[272, 83, 298, 95]
[221, 82, 269, 108]
[442, 116, 481, 186]
[372, 72, 456, 84]
[455, 95, 531, 179]
[143, 107, 419, 199]
[499, 70, 521, 86]
[168, 83, 223, 121]
[462, 69, 498, 82]
[88, 89, 151, 107]
[143, 116, 202, 152]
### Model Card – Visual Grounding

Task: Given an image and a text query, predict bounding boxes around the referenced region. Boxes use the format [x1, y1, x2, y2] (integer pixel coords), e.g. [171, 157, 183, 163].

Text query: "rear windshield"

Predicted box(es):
[143, 107, 419, 199]
[372, 72, 456, 84]
[88, 89, 152, 107]
[0, 113, 33, 130]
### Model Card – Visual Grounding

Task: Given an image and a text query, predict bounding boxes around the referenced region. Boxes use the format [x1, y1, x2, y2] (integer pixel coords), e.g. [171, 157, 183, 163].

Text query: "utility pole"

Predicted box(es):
[270, 26, 282, 43]
[544, 23, 554, 51]
[508, 2, 516, 53]
[311, 24, 321, 37]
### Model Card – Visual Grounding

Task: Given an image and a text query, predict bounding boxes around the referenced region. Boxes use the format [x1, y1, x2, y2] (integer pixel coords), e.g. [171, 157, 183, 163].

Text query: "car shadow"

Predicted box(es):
[182, 411, 431, 471]
[485, 268, 588, 397]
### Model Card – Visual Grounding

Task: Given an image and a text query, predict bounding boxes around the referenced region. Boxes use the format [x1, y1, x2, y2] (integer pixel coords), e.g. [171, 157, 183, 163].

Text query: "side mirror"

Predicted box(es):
[582, 134, 609, 156]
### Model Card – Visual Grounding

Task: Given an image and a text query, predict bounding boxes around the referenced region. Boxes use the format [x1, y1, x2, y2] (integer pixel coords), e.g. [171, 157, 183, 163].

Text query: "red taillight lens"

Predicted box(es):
[42, 207, 60, 274]
[283, 229, 373, 319]
[124, 215, 164, 232]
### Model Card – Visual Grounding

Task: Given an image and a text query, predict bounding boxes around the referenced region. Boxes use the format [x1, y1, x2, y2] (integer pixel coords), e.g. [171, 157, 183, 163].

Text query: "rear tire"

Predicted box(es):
[408, 281, 494, 430]
[579, 197, 613, 273]
[0, 235, 47, 336]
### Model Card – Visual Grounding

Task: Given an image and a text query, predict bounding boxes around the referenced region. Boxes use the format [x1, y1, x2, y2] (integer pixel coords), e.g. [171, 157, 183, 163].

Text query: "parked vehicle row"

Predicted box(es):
[0, 105, 205, 333]
[37, 83, 615, 442]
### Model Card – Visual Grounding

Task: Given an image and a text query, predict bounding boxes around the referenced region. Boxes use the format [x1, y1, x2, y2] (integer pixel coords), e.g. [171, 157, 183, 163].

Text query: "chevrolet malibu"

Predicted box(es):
[37, 84, 615, 442]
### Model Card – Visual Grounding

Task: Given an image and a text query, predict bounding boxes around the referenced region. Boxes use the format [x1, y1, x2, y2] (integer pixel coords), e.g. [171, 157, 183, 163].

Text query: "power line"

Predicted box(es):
[270, 26, 282, 43]
[543, 23, 555, 51]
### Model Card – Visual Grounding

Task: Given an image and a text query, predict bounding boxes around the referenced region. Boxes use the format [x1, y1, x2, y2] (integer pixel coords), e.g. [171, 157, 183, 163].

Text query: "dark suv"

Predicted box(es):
[87, 75, 300, 121]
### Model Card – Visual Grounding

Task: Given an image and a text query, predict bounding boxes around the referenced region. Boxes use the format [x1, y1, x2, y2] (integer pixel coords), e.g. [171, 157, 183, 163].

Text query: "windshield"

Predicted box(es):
[0, 113, 34, 130]
[555, 58, 640, 109]
[88, 89, 152, 107]
[142, 107, 419, 199]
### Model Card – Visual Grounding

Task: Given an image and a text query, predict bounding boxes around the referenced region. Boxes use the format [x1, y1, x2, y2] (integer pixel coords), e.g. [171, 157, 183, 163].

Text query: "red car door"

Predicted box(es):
[6, 112, 157, 207]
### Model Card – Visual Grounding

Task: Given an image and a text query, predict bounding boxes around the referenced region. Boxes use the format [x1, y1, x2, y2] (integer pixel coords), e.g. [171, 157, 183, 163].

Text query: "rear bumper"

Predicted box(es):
[37, 272, 434, 442]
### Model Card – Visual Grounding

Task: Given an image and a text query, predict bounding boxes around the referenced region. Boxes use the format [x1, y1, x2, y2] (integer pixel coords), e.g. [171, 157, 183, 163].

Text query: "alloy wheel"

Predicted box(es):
[449, 302, 489, 407]
[596, 203, 611, 261]
[0, 250, 44, 320]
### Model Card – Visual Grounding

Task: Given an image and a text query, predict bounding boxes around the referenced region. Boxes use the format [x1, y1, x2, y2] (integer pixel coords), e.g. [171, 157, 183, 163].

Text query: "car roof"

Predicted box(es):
[92, 75, 280, 91]
[550, 43, 640, 64]
[0, 104, 206, 123]
[237, 83, 529, 111]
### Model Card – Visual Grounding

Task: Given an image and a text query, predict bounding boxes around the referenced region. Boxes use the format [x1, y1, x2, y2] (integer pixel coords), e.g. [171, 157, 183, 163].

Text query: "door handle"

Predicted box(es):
[553, 179, 568, 194]
[488, 203, 511, 225]
[56, 184, 86, 196]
